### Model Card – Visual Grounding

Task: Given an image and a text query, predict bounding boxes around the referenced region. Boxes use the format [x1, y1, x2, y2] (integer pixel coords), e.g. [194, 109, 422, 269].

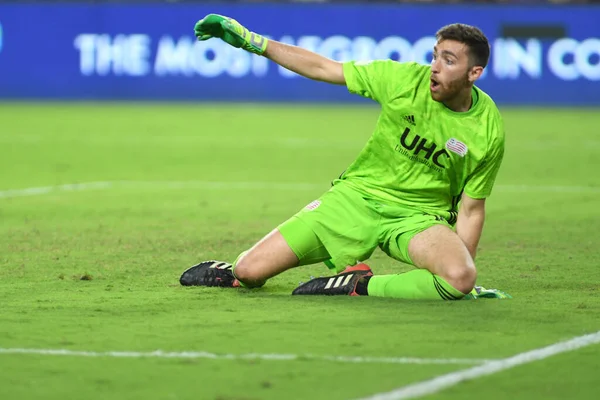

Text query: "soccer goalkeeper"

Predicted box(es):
[180, 14, 510, 300]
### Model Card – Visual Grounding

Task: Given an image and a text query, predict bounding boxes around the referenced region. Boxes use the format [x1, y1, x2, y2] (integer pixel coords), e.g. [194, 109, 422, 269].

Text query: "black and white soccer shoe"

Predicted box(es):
[179, 261, 241, 288]
[291, 263, 373, 296]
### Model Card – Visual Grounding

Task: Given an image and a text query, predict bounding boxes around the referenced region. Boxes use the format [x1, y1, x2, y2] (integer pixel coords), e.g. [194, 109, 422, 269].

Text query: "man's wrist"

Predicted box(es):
[243, 30, 268, 55]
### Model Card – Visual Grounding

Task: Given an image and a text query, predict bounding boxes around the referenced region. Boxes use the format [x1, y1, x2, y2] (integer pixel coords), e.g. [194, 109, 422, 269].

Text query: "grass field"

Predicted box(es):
[1, 103, 599, 400]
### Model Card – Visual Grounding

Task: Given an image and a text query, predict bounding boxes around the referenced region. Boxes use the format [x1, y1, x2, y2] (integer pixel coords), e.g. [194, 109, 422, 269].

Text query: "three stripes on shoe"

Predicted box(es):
[324, 274, 354, 290]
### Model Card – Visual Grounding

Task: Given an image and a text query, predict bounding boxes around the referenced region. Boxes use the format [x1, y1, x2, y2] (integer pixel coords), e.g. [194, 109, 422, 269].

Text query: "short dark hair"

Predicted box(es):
[436, 23, 490, 68]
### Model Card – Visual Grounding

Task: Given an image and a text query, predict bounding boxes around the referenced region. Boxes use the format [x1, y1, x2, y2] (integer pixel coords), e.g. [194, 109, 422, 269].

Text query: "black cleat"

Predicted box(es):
[179, 261, 241, 287]
[292, 263, 373, 296]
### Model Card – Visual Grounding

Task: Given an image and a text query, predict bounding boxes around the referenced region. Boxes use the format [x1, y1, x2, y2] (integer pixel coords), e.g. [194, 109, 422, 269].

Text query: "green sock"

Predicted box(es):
[367, 270, 465, 300]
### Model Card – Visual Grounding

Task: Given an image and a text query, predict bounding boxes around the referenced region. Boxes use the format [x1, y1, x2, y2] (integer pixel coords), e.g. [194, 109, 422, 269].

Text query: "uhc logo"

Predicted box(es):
[395, 127, 450, 171]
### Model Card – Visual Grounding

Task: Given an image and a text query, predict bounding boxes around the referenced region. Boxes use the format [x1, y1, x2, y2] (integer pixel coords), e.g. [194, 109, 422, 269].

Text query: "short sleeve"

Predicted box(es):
[343, 60, 421, 104]
[464, 126, 505, 199]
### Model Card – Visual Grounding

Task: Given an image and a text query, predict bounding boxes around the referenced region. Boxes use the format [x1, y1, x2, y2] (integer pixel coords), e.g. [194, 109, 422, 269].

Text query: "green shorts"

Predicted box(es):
[278, 182, 451, 273]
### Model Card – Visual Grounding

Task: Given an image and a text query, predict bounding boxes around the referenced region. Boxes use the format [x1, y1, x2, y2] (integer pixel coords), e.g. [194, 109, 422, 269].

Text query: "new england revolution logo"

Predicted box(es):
[445, 138, 468, 157]
[304, 200, 321, 211]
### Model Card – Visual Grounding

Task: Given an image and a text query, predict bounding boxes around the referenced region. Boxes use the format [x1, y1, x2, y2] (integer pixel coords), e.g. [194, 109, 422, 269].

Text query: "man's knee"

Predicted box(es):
[439, 263, 477, 294]
[232, 252, 267, 286]
[231, 229, 300, 287]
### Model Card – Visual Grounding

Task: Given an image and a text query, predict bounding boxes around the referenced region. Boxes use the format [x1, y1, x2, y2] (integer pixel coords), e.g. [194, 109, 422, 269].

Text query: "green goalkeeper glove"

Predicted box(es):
[194, 14, 268, 56]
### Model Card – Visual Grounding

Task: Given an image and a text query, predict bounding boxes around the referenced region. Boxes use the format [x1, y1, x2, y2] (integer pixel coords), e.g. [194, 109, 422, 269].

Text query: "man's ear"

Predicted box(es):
[469, 66, 484, 83]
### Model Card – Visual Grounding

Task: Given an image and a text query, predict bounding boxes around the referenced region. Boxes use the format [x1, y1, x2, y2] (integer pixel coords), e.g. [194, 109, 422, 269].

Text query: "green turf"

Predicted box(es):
[0, 103, 599, 400]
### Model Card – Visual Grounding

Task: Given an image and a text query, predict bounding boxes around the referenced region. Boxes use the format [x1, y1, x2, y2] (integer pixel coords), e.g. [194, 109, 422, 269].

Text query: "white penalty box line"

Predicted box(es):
[0, 348, 491, 366]
[357, 330, 600, 400]
[2, 331, 599, 399]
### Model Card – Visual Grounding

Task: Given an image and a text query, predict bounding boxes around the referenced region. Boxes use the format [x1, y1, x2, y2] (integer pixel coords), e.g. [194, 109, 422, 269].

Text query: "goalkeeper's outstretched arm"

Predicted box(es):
[194, 14, 346, 86]
[263, 41, 346, 85]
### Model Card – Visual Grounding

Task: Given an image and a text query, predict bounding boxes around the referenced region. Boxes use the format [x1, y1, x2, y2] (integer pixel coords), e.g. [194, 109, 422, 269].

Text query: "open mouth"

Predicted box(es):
[430, 78, 440, 91]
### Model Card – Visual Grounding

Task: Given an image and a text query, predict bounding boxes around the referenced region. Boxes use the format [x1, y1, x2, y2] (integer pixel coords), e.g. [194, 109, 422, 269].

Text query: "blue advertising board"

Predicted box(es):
[0, 3, 599, 104]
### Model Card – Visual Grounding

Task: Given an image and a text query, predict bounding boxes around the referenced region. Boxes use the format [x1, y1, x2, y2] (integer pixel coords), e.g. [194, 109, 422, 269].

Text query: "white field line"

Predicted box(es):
[358, 330, 600, 400]
[0, 182, 114, 198]
[1, 181, 599, 200]
[0, 181, 324, 199]
[496, 184, 600, 193]
[0, 348, 492, 365]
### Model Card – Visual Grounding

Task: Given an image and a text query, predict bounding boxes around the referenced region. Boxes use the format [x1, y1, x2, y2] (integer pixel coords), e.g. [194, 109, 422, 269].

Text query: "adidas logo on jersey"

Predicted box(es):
[403, 114, 416, 126]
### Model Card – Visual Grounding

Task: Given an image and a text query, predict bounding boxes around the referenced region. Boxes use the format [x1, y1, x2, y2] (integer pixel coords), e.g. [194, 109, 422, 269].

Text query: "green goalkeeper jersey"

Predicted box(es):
[336, 60, 505, 222]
